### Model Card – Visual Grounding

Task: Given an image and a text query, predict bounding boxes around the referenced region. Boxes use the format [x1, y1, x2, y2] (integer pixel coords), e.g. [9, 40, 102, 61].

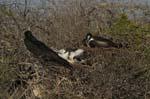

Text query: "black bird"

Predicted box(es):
[82, 33, 122, 48]
[24, 31, 73, 71]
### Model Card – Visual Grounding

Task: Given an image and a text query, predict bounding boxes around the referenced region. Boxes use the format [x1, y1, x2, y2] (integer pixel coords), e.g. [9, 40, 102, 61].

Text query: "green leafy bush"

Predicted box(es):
[104, 13, 150, 50]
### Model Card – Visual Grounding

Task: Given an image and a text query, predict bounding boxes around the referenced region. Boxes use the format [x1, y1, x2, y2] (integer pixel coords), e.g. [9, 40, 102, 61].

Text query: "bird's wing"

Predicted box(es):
[94, 36, 118, 47]
[42, 51, 73, 70]
[24, 38, 45, 56]
[94, 36, 113, 43]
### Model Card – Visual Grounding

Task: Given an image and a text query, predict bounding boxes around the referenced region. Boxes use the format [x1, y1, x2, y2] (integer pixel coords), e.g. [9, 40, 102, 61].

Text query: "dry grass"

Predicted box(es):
[1, 0, 150, 99]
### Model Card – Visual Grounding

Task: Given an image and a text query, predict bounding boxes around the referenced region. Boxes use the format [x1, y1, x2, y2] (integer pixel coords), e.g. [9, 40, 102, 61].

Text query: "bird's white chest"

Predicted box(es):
[57, 49, 84, 64]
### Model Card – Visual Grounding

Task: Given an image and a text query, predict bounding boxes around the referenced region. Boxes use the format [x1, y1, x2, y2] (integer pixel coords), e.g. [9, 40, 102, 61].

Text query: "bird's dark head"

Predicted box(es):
[24, 31, 37, 41]
[86, 32, 93, 41]
[24, 31, 33, 38]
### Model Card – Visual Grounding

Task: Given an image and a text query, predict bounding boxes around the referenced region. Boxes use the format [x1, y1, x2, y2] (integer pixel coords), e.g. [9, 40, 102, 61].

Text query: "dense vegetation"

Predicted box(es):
[0, 0, 150, 99]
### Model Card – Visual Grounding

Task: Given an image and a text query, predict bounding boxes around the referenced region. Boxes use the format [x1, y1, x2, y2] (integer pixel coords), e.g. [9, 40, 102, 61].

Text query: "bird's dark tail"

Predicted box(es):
[115, 43, 129, 48]
[117, 43, 123, 48]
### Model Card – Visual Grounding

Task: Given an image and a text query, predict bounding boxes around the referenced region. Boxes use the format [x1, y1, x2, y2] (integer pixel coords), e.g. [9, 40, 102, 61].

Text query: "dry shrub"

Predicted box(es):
[1, 0, 150, 99]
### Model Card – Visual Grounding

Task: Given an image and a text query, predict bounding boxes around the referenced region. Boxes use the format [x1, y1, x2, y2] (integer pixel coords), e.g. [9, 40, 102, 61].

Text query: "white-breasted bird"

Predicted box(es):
[54, 48, 86, 64]
[82, 33, 123, 48]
